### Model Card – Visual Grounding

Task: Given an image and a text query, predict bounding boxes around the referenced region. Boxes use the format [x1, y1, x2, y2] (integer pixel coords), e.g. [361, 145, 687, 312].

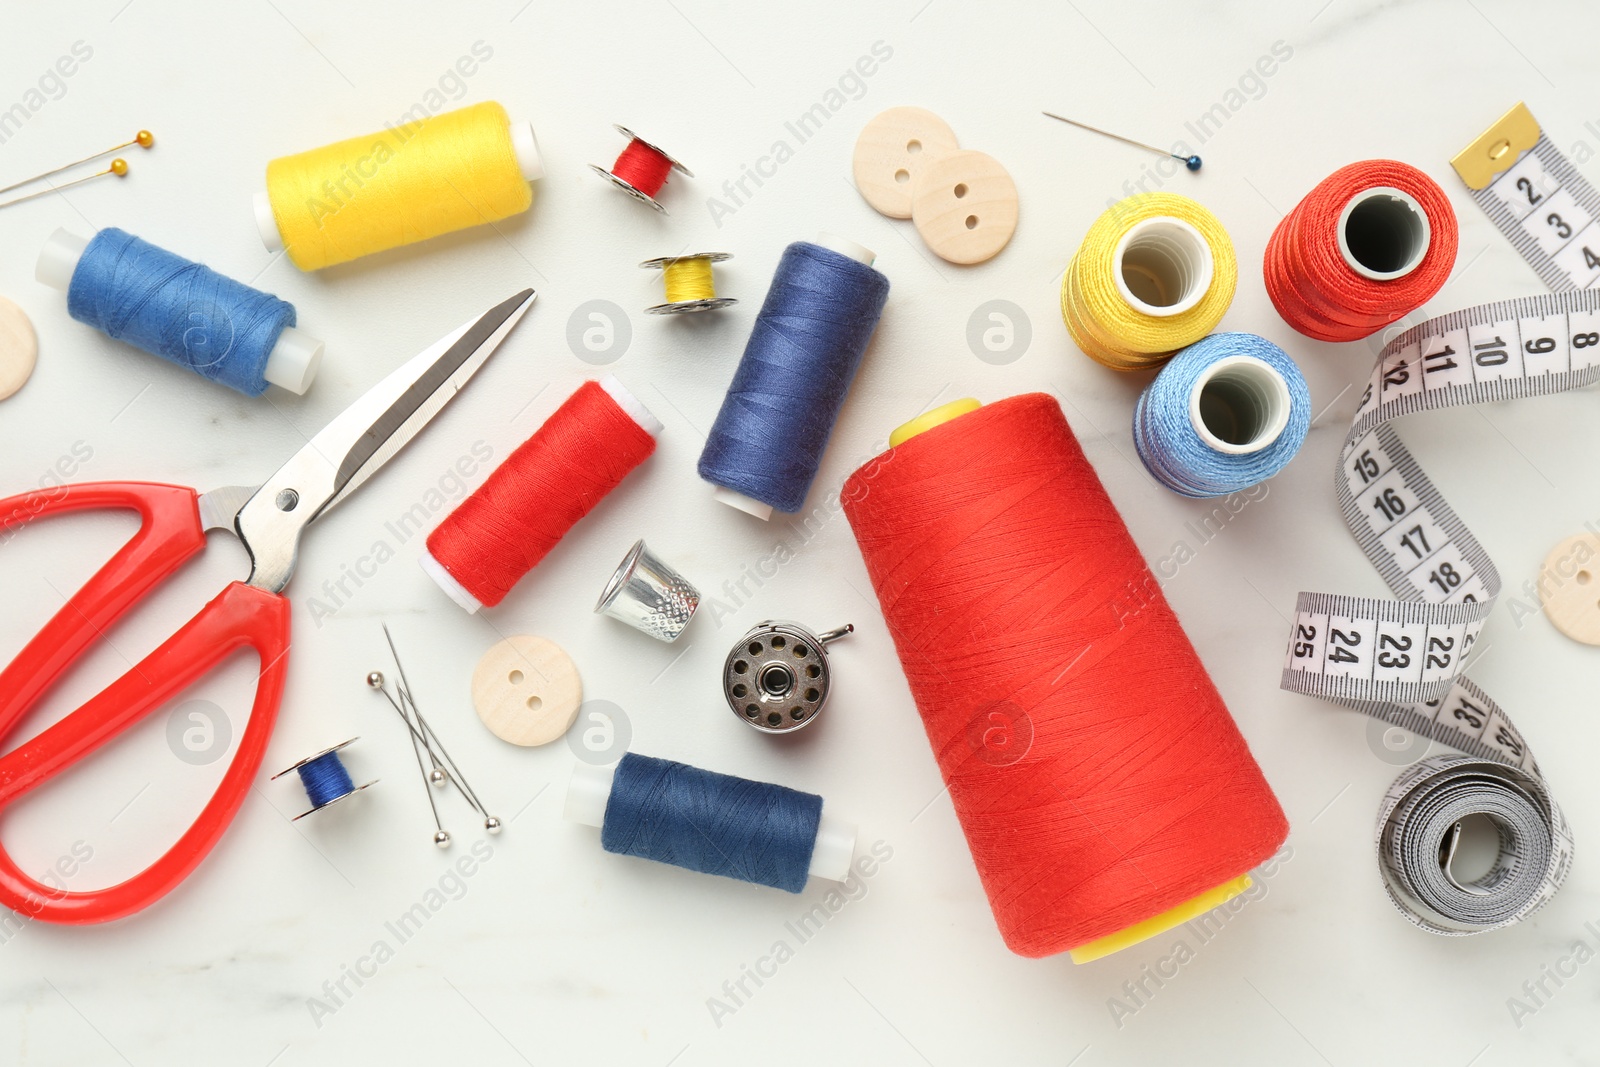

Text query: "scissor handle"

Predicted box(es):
[0, 482, 291, 923]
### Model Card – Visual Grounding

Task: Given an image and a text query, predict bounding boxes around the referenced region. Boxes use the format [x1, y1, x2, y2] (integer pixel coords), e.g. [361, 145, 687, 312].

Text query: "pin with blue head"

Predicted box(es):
[1041, 112, 1201, 171]
[272, 738, 376, 820]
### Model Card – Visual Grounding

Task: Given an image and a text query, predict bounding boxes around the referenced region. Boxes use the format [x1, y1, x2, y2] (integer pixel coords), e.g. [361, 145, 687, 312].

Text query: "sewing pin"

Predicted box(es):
[0, 159, 130, 210]
[1041, 112, 1201, 172]
[0, 130, 153, 199]
[369, 670, 452, 848]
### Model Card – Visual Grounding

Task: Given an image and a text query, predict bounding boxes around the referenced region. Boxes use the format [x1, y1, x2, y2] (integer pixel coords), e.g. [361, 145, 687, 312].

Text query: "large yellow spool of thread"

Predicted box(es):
[1061, 193, 1236, 371]
[257, 101, 541, 271]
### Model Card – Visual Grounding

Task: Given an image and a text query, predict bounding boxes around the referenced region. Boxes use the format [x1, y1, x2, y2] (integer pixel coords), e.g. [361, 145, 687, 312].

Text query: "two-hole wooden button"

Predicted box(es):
[910, 150, 1018, 265]
[852, 107, 960, 219]
[471, 635, 582, 746]
[0, 296, 37, 402]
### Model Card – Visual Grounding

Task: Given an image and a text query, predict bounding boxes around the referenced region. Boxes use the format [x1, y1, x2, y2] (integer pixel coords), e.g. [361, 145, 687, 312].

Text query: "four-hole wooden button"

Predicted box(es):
[471, 635, 582, 746]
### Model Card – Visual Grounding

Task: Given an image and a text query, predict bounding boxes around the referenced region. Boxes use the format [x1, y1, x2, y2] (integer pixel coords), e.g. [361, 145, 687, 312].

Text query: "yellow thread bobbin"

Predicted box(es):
[1061, 193, 1236, 372]
[640, 252, 736, 314]
[257, 101, 542, 272]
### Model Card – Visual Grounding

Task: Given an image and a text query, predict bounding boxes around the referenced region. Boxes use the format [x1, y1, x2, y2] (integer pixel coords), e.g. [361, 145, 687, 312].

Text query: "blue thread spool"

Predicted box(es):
[272, 738, 376, 820]
[698, 234, 890, 520]
[565, 752, 857, 893]
[35, 227, 323, 396]
[1132, 332, 1311, 498]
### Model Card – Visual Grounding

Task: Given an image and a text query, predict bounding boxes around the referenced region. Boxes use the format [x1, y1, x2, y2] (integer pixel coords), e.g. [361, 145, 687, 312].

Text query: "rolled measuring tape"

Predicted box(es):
[1452, 103, 1600, 291]
[1280, 289, 1599, 933]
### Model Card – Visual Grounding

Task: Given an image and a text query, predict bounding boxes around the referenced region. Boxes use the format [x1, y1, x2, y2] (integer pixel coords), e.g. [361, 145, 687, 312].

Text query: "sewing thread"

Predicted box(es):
[422, 377, 660, 612]
[298, 750, 355, 809]
[842, 394, 1288, 958]
[66, 228, 296, 396]
[1133, 332, 1311, 497]
[264, 101, 536, 271]
[1264, 160, 1456, 341]
[601, 752, 823, 893]
[1062, 193, 1237, 371]
[699, 240, 889, 515]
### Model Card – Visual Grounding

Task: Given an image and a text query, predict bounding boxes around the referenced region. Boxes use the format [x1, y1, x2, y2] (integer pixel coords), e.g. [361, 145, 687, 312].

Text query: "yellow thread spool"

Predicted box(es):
[888, 398, 1254, 963]
[1061, 193, 1236, 371]
[256, 102, 542, 271]
[640, 252, 737, 314]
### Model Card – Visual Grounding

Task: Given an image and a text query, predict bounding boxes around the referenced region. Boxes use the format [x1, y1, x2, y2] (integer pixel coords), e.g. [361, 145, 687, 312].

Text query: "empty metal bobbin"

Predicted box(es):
[595, 539, 701, 642]
[723, 620, 852, 734]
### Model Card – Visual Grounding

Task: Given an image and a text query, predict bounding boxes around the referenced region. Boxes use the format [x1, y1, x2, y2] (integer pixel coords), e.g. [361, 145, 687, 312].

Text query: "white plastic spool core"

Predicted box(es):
[253, 117, 543, 254]
[1113, 216, 1214, 317]
[709, 232, 875, 522]
[35, 228, 323, 395]
[564, 762, 857, 883]
[1338, 186, 1430, 281]
[1189, 354, 1292, 455]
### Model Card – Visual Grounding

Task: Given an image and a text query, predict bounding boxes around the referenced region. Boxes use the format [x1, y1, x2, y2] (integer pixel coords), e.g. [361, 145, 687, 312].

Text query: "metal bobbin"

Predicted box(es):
[270, 738, 377, 821]
[588, 125, 692, 213]
[723, 620, 852, 734]
[639, 252, 737, 314]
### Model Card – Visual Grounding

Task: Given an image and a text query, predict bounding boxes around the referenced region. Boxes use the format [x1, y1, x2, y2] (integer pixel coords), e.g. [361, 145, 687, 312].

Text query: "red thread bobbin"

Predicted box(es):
[842, 394, 1288, 960]
[589, 125, 692, 213]
[1264, 160, 1457, 342]
[421, 376, 661, 613]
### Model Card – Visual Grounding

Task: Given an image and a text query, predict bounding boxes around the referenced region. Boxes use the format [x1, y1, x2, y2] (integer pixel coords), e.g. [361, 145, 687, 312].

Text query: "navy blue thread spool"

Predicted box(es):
[272, 738, 376, 820]
[1132, 332, 1311, 498]
[698, 234, 890, 520]
[565, 752, 857, 893]
[35, 227, 323, 396]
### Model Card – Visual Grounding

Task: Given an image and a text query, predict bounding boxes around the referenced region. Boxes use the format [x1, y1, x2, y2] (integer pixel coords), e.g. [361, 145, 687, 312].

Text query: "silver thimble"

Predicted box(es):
[594, 539, 701, 642]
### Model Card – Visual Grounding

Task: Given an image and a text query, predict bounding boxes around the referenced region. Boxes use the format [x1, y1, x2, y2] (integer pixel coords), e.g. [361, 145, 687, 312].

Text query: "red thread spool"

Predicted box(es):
[841, 395, 1287, 960]
[422, 377, 661, 612]
[589, 125, 692, 212]
[1264, 160, 1457, 342]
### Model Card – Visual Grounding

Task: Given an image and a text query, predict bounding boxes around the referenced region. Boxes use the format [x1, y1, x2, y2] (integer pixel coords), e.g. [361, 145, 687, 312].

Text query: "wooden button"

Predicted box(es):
[1539, 534, 1600, 646]
[911, 150, 1018, 264]
[0, 296, 37, 402]
[471, 635, 582, 746]
[852, 107, 960, 219]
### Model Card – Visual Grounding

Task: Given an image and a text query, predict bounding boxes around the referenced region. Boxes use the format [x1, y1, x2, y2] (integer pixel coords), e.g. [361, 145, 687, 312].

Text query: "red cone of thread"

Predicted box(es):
[426, 380, 655, 608]
[611, 139, 675, 197]
[842, 395, 1288, 957]
[1264, 160, 1456, 342]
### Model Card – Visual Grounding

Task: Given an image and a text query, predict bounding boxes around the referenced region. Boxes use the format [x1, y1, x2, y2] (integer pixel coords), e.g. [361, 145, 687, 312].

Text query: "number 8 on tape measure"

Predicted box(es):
[1282, 288, 1599, 934]
[1453, 103, 1600, 291]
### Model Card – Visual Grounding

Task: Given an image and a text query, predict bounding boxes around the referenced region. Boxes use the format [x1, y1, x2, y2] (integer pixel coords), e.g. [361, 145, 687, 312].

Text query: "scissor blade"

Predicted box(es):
[236, 290, 535, 592]
[317, 289, 536, 516]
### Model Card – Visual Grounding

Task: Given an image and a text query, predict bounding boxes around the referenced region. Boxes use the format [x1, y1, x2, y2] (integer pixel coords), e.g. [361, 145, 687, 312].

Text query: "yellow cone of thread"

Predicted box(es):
[266, 101, 533, 271]
[1061, 192, 1236, 371]
[663, 257, 717, 303]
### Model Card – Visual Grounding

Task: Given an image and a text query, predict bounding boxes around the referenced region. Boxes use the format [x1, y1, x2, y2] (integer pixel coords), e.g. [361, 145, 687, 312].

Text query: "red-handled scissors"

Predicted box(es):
[0, 290, 535, 924]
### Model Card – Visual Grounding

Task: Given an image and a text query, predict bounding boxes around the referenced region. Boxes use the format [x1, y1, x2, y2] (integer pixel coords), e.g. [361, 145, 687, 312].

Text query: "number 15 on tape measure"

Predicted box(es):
[1453, 102, 1600, 291]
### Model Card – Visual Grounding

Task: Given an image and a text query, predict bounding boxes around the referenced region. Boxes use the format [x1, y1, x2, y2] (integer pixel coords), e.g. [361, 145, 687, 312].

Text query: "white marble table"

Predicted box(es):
[1, 1, 1597, 1064]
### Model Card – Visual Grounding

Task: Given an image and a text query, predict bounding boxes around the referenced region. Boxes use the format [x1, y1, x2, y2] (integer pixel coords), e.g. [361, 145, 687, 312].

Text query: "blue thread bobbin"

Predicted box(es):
[35, 227, 323, 396]
[1132, 332, 1311, 498]
[565, 752, 858, 893]
[272, 738, 377, 821]
[698, 233, 890, 520]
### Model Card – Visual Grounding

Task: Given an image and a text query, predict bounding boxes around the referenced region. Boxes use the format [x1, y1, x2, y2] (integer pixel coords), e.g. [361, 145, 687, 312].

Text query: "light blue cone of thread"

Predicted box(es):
[66, 228, 298, 396]
[600, 752, 823, 893]
[1133, 332, 1310, 498]
[699, 240, 889, 514]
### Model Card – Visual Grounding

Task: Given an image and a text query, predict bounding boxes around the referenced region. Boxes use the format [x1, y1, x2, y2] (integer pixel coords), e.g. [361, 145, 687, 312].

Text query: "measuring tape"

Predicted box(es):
[1453, 102, 1600, 291]
[1281, 289, 1597, 933]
